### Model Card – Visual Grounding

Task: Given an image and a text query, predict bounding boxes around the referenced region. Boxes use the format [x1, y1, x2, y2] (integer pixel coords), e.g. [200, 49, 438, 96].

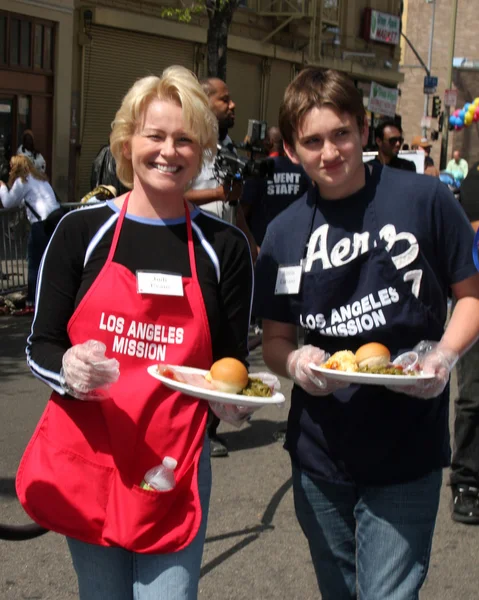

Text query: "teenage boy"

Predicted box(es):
[253, 68, 479, 599]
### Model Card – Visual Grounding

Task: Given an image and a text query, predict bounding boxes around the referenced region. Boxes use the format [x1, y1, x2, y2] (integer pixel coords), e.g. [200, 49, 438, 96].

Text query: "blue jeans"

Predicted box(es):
[67, 440, 211, 600]
[292, 464, 442, 600]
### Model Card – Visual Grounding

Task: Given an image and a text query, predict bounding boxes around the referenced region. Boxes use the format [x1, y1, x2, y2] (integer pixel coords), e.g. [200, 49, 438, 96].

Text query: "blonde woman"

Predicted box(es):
[16, 66, 253, 599]
[0, 155, 60, 313]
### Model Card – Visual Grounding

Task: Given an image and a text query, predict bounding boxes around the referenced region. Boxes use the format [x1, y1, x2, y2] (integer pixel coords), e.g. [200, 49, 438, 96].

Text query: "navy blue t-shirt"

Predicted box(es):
[254, 165, 476, 485]
[242, 156, 309, 245]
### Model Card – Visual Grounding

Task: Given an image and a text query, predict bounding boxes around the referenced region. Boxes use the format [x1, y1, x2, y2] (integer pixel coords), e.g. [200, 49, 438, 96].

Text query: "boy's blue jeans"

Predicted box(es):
[292, 463, 442, 600]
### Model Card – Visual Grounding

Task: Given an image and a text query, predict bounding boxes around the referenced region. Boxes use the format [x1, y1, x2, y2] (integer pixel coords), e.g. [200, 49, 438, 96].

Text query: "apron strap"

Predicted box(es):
[184, 201, 199, 284]
[106, 192, 131, 263]
[106, 195, 198, 283]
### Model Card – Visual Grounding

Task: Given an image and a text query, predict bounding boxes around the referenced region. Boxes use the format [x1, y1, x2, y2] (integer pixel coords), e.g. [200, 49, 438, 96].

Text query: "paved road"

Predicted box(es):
[0, 316, 477, 599]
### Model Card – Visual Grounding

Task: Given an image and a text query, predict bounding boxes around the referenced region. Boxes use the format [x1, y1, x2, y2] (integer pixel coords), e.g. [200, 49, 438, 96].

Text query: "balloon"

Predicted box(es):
[454, 108, 461, 117]
[465, 112, 473, 125]
[455, 125, 462, 130]
[474, 98, 479, 107]
[460, 109, 466, 119]
[465, 103, 471, 111]
[468, 104, 475, 115]
[474, 111, 479, 122]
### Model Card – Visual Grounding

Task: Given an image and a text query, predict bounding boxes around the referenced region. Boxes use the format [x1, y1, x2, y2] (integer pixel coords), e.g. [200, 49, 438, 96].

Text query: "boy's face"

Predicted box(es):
[285, 106, 368, 200]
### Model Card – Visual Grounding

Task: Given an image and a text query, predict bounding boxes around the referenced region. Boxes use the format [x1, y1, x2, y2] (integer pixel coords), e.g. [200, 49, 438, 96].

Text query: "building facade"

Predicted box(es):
[0, 0, 73, 200]
[72, 0, 405, 198]
[1, 0, 406, 200]
[399, 0, 479, 168]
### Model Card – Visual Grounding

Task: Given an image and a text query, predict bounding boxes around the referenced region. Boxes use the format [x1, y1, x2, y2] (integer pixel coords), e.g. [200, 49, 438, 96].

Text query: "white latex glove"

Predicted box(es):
[386, 341, 458, 400]
[286, 345, 350, 396]
[208, 401, 259, 428]
[61, 340, 120, 401]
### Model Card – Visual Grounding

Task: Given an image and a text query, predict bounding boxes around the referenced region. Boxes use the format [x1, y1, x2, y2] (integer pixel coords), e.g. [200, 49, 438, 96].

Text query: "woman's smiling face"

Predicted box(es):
[125, 98, 201, 199]
[285, 106, 369, 200]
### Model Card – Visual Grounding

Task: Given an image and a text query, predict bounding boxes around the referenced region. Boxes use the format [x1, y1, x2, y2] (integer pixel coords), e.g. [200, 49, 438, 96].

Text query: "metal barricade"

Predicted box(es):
[0, 206, 29, 292]
[0, 203, 84, 294]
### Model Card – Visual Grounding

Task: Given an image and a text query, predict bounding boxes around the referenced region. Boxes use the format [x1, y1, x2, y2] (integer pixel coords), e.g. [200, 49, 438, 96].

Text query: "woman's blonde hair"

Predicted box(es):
[8, 155, 48, 187]
[110, 66, 218, 189]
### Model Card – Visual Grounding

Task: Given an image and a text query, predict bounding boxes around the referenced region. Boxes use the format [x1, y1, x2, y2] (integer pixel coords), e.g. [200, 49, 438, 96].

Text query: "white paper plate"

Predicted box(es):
[309, 364, 435, 387]
[147, 365, 285, 407]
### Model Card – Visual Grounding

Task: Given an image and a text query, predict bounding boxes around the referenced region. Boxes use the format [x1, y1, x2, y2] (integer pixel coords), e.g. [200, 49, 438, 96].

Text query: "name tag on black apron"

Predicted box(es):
[275, 264, 302, 295]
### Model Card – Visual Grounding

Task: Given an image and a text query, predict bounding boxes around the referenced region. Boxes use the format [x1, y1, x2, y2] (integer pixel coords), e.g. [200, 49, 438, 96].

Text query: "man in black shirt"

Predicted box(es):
[372, 120, 416, 172]
[450, 160, 479, 524]
[242, 126, 309, 246]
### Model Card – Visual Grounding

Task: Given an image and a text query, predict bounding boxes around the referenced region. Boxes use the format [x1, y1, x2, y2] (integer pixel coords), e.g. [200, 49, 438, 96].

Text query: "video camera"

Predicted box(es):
[214, 119, 275, 183]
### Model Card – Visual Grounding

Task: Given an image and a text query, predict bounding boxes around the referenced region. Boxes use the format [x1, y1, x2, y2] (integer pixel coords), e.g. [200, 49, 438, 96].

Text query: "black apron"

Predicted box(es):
[287, 166, 450, 485]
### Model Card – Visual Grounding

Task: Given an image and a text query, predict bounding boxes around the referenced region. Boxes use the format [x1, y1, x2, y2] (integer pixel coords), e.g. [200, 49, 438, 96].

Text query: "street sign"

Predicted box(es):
[423, 75, 438, 94]
[444, 88, 458, 107]
[421, 116, 432, 129]
[368, 81, 398, 117]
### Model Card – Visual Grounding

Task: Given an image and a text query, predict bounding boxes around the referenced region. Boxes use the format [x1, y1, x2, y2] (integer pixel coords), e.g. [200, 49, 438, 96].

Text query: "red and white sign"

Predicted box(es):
[363, 9, 400, 46]
[444, 89, 458, 107]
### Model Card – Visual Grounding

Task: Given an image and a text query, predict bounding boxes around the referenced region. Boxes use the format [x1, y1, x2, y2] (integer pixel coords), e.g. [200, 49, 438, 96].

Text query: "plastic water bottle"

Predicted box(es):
[140, 457, 177, 491]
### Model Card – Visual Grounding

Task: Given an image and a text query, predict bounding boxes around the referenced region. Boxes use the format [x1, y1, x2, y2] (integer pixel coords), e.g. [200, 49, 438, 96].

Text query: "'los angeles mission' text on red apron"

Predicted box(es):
[17, 195, 212, 553]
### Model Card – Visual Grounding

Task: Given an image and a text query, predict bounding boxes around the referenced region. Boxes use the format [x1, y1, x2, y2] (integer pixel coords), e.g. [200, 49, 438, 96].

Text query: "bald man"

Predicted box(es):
[186, 78, 257, 458]
[185, 78, 257, 259]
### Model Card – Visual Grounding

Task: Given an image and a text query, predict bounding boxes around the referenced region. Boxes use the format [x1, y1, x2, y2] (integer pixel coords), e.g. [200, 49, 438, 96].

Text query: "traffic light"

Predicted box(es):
[432, 95, 442, 119]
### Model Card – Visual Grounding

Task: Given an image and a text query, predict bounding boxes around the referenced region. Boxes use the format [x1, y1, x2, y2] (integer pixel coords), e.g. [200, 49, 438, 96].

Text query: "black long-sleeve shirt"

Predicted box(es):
[27, 201, 253, 393]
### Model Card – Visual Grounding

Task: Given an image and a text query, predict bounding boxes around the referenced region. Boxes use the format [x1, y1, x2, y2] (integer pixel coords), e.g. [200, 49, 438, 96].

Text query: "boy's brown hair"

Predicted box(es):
[279, 68, 367, 148]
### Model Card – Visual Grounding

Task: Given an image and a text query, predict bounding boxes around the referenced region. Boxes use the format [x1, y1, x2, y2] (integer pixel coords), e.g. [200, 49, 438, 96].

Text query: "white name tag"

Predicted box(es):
[274, 265, 302, 295]
[136, 271, 184, 296]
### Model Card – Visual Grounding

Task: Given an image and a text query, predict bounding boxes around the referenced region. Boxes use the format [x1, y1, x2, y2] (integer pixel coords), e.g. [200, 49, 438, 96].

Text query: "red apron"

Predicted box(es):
[16, 194, 212, 554]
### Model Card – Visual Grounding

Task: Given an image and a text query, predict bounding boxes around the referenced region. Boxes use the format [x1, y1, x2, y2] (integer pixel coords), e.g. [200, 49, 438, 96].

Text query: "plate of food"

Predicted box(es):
[309, 342, 435, 386]
[147, 357, 285, 407]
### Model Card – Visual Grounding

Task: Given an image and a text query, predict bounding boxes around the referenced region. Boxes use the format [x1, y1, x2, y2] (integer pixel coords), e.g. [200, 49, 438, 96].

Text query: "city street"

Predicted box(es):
[1, 315, 478, 600]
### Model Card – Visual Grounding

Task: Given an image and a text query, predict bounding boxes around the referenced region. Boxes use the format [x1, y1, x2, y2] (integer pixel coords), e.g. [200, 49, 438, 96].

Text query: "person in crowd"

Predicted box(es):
[449, 160, 479, 524]
[185, 77, 258, 261]
[424, 155, 440, 177]
[90, 144, 129, 196]
[242, 126, 309, 247]
[411, 135, 434, 171]
[17, 129, 46, 173]
[16, 66, 253, 600]
[0, 155, 60, 315]
[253, 68, 479, 600]
[185, 76, 257, 457]
[371, 120, 416, 172]
[447, 149, 469, 182]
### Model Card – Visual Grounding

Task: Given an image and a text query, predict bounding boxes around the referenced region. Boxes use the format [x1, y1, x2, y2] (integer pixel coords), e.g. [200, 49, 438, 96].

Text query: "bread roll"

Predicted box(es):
[355, 343, 390, 369]
[205, 357, 249, 394]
